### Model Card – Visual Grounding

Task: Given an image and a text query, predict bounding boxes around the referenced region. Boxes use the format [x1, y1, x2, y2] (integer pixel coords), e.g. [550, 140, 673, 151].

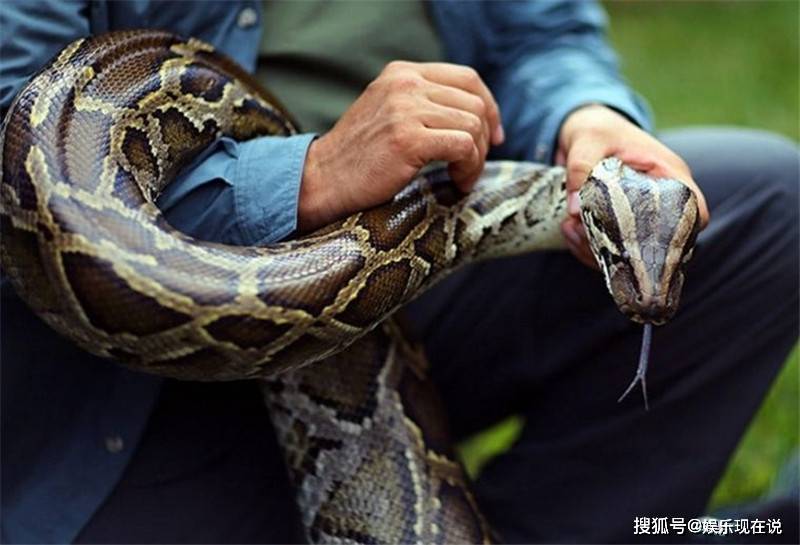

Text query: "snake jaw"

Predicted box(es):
[621, 292, 673, 326]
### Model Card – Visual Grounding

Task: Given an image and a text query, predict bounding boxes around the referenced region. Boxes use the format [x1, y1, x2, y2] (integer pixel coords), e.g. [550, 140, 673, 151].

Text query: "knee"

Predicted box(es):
[742, 130, 798, 265]
[747, 129, 799, 209]
[747, 132, 799, 258]
[676, 128, 798, 290]
[663, 127, 799, 213]
[744, 131, 799, 291]
[680, 127, 797, 230]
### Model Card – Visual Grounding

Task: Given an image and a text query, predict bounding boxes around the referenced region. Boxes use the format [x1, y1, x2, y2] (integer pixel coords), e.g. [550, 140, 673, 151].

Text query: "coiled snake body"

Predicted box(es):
[0, 32, 699, 543]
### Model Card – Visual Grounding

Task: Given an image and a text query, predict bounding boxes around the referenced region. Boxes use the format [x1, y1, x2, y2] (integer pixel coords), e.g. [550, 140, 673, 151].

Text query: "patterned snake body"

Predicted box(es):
[0, 31, 699, 542]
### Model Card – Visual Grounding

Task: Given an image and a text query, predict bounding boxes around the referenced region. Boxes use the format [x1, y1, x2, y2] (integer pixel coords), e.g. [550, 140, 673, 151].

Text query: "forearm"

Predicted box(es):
[158, 134, 316, 245]
[489, 48, 652, 163]
[476, 0, 652, 162]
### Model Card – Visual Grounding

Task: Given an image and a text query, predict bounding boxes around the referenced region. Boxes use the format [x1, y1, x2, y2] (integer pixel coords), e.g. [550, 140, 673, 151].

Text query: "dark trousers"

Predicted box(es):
[407, 127, 800, 543]
[78, 127, 799, 544]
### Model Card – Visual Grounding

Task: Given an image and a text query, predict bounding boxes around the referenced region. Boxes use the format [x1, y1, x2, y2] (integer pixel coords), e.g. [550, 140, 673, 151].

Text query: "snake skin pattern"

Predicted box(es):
[0, 31, 699, 543]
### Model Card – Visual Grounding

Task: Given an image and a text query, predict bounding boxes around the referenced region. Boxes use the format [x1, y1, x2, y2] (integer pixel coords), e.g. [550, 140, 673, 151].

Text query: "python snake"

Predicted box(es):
[0, 31, 699, 543]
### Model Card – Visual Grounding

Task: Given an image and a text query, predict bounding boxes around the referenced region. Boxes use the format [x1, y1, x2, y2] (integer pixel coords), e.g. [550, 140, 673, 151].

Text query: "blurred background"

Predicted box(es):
[460, 0, 799, 513]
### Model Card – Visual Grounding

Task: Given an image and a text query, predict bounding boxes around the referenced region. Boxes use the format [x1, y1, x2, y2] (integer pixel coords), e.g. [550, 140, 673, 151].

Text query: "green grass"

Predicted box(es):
[459, 0, 799, 511]
[606, 0, 799, 140]
[607, 0, 799, 510]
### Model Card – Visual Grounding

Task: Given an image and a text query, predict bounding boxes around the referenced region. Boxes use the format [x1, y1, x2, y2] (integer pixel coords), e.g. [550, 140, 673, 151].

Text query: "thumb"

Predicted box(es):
[565, 137, 612, 195]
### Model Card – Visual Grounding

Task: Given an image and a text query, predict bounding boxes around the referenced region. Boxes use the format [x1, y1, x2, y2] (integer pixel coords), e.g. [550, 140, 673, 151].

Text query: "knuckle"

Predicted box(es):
[461, 66, 480, 84]
[383, 60, 408, 74]
[569, 154, 594, 172]
[386, 95, 412, 115]
[469, 95, 487, 117]
[452, 133, 474, 156]
[673, 154, 691, 174]
[388, 124, 412, 154]
[385, 74, 422, 94]
[464, 112, 482, 135]
[567, 160, 592, 184]
[487, 101, 500, 122]
[581, 126, 605, 141]
[365, 79, 383, 97]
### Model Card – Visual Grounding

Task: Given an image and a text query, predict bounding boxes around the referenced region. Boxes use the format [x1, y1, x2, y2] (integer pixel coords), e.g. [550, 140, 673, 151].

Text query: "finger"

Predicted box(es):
[680, 177, 709, 229]
[415, 63, 504, 146]
[616, 148, 709, 228]
[426, 84, 497, 151]
[561, 217, 599, 269]
[555, 147, 567, 166]
[448, 150, 484, 193]
[419, 105, 489, 161]
[567, 191, 581, 217]
[564, 236, 597, 269]
[416, 128, 482, 191]
[426, 83, 487, 118]
[565, 238, 599, 269]
[565, 136, 612, 200]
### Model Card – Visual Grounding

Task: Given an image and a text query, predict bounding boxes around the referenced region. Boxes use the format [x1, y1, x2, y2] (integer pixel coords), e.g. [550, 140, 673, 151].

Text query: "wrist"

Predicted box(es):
[298, 138, 336, 232]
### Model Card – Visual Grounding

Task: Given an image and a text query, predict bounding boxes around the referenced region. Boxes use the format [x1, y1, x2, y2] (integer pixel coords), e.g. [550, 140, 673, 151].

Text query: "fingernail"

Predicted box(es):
[567, 192, 581, 216]
[493, 124, 505, 145]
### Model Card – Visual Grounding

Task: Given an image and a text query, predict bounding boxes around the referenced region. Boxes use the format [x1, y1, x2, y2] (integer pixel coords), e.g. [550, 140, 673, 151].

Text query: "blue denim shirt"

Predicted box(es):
[0, 1, 650, 542]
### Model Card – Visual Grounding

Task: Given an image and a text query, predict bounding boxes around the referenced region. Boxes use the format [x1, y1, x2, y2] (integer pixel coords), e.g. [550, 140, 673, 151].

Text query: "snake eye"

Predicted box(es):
[601, 247, 628, 268]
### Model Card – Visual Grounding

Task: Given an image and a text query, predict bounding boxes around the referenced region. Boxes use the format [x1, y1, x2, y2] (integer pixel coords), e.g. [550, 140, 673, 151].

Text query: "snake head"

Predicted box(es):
[579, 157, 700, 325]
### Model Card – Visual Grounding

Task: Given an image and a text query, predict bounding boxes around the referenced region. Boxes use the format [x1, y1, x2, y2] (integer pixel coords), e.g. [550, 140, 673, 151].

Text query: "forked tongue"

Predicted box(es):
[617, 323, 653, 410]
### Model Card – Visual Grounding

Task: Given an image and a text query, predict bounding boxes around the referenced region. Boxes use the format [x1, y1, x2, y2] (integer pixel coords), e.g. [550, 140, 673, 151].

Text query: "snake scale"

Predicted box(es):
[0, 31, 700, 543]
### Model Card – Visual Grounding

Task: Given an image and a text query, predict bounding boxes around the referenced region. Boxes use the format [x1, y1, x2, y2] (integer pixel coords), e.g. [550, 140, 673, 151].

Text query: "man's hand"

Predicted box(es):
[557, 104, 710, 267]
[298, 61, 504, 232]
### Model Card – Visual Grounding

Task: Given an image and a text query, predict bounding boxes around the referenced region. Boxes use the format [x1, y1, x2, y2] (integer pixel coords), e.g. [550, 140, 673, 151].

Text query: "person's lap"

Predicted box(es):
[406, 127, 799, 543]
[76, 127, 797, 544]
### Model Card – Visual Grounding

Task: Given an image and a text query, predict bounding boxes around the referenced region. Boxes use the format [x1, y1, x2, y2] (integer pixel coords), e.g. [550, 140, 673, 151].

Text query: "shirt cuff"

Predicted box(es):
[233, 133, 316, 244]
[533, 87, 653, 164]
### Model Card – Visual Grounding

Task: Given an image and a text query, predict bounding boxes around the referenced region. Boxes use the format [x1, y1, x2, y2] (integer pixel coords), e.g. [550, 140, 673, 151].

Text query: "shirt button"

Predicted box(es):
[105, 435, 124, 453]
[237, 7, 258, 29]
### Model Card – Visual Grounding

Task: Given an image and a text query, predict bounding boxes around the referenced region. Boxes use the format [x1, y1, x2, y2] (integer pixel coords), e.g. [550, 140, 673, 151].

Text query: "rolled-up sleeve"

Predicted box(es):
[157, 134, 316, 245]
[1, 1, 315, 247]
